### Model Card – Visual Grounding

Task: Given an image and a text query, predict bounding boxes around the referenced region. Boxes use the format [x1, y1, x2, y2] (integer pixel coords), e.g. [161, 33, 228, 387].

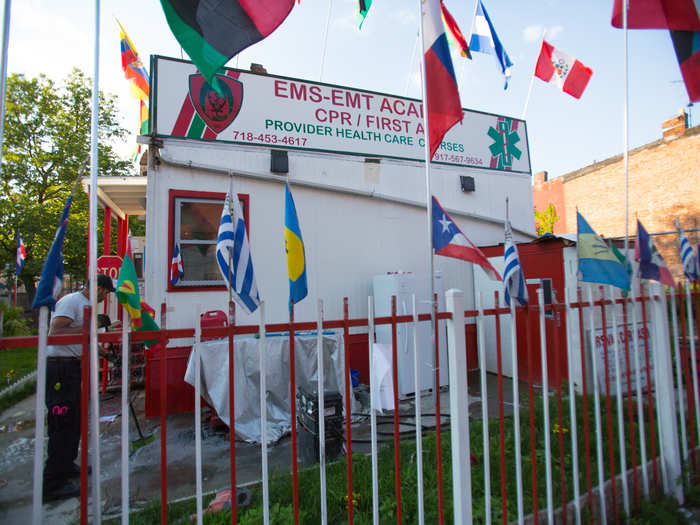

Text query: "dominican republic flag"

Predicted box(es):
[422, 0, 463, 159]
[432, 196, 501, 281]
[535, 40, 593, 99]
[16, 230, 25, 276]
[678, 221, 699, 281]
[170, 242, 184, 285]
[216, 186, 261, 314]
[635, 219, 676, 289]
[611, 0, 700, 30]
[32, 191, 75, 310]
[160, 0, 294, 92]
[504, 220, 528, 306]
[468, 0, 513, 89]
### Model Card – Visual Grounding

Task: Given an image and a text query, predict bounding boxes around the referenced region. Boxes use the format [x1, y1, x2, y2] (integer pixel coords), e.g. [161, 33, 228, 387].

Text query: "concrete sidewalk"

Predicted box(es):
[0, 371, 512, 523]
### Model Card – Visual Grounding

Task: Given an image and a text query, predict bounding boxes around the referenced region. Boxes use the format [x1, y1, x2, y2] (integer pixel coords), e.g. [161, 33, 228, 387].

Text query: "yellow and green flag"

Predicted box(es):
[116, 254, 142, 327]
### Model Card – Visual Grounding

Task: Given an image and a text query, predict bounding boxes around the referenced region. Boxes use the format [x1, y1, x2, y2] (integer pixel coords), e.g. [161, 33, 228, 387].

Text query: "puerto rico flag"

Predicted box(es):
[432, 196, 501, 281]
[635, 219, 676, 289]
[170, 242, 184, 285]
[422, 0, 463, 159]
[16, 230, 25, 276]
[535, 39, 593, 99]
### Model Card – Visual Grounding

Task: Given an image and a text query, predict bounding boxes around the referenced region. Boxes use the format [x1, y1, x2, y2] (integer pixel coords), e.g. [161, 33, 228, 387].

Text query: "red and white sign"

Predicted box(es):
[153, 56, 531, 174]
[97, 255, 123, 281]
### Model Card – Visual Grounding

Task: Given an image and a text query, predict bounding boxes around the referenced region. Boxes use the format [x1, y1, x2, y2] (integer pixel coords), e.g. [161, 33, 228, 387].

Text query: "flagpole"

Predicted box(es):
[521, 29, 545, 120]
[318, 0, 333, 81]
[416, 0, 437, 400]
[404, 32, 419, 97]
[89, 1, 102, 521]
[0, 0, 12, 179]
[623, 0, 630, 262]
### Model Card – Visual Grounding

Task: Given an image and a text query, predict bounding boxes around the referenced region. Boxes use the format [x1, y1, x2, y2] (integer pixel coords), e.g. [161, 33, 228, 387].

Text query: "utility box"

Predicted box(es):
[296, 387, 344, 465]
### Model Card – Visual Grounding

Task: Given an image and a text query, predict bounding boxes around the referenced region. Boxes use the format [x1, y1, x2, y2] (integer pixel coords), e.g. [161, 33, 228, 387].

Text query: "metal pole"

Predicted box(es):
[88, 1, 102, 520]
[0, 0, 12, 179]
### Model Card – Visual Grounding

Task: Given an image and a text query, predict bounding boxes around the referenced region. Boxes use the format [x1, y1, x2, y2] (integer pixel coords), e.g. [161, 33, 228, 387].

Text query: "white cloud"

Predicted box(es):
[523, 24, 563, 43]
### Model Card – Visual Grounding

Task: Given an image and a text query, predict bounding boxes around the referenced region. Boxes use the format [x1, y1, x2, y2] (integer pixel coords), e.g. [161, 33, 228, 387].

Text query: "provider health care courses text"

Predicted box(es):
[269, 79, 476, 161]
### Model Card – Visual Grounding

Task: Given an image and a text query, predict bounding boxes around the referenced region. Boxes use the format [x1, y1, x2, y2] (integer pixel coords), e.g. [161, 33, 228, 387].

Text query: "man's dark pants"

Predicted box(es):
[44, 357, 81, 490]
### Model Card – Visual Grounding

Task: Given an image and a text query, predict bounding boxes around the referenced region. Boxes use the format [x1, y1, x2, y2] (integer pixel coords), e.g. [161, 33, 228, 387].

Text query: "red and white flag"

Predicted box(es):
[535, 39, 593, 99]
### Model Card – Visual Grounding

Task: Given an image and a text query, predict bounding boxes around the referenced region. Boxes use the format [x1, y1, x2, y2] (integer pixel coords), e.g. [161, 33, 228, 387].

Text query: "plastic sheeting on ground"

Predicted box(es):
[184, 332, 354, 444]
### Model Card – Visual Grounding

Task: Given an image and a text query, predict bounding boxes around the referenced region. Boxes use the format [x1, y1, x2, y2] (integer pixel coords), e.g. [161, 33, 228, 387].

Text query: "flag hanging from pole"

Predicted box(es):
[422, 0, 463, 159]
[635, 219, 677, 288]
[432, 196, 501, 280]
[577, 212, 630, 291]
[31, 183, 79, 310]
[535, 39, 593, 99]
[678, 221, 699, 281]
[284, 183, 308, 308]
[670, 30, 700, 102]
[159, 0, 295, 92]
[230, 187, 261, 314]
[358, 0, 372, 28]
[441, 2, 471, 59]
[468, 0, 513, 88]
[117, 253, 143, 328]
[170, 242, 184, 285]
[16, 230, 25, 276]
[117, 19, 150, 101]
[611, 0, 700, 30]
[504, 220, 528, 306]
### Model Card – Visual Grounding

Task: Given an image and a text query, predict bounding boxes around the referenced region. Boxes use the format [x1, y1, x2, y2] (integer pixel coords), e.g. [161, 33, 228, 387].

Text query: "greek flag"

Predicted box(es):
[678, 221, 699, 282]
[504, 220, 528, 306]
[216, 187, 260, 314]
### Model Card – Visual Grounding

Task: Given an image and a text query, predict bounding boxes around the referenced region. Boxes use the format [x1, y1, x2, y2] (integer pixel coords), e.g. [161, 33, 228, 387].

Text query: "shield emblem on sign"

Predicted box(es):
[188, 74, 243, 134]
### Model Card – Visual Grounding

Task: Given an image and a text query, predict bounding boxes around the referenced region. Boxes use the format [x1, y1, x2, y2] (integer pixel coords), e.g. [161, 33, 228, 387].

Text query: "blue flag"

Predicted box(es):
[504, 220, 528, 306]
[577, 212, 630, 291]
[678, 221, 699, 282]
[215, 186, 261, 314]
[468, 0, 513, 89]
[284, 183, 307, 309]
[32, 192, 75, 310]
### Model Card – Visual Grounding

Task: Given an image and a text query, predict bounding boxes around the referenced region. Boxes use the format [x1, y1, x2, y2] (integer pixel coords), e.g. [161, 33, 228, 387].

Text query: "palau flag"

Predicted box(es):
[577, 212, 630, 291]
[284, 183, 307, 309]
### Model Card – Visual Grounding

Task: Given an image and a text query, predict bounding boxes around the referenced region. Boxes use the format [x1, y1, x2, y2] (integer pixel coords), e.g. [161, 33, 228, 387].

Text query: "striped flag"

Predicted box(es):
[677, 221, 699, 282]
[504, 220, 528, 306]
[422, 0, 464, 159]
[16, 230, 25, 276]
[358, 0, 372, 28]
[535, 39, 593, 99]
[159, 0, 294, 92]
[216, 185, 261, 314]
[468, 0, 513, 88]
[170, 242, 184, 285]
[635, 219, 676, 289]
[31, 187, 77, 310]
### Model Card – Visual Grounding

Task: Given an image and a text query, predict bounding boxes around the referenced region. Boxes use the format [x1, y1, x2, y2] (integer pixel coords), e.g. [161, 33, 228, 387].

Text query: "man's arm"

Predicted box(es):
[49, 316, 82, 335]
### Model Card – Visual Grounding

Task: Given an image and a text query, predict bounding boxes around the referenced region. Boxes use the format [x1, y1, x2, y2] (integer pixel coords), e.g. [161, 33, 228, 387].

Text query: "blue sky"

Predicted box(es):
[4, 0, 693, 180]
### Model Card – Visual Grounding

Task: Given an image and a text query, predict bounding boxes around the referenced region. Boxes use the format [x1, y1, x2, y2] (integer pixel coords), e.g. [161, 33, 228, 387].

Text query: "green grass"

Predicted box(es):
[114, 387, 686, 524]
[0, 346, 37, 384]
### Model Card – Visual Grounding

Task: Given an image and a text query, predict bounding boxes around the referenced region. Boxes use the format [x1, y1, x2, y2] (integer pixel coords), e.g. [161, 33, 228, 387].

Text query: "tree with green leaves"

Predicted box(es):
[0, 69, 133, 305]
[534, 204, 560, 236]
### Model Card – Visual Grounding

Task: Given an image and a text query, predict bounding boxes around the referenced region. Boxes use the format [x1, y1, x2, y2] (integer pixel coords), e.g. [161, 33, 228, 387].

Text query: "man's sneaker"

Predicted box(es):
[68, 462, 92, 477]
[43, 481, 80, 501]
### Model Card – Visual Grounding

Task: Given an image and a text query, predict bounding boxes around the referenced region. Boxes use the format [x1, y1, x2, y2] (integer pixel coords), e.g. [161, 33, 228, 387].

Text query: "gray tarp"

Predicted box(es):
[184, 332, 354, 444]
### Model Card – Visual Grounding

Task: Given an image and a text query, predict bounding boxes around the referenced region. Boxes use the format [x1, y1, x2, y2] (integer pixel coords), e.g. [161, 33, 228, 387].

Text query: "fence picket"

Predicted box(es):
[536, 288, 554, 525]
[564, 287, 582, 525]
[477, 293, 492, 525]
[412, 295, 425, 525]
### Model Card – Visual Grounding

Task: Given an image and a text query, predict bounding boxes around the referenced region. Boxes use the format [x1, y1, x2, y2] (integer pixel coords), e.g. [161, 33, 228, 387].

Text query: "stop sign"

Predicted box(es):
[97, 255, 123, 281]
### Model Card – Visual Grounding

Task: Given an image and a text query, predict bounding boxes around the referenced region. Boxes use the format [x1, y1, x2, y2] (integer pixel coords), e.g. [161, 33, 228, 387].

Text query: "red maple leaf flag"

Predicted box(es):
[535, 39, 593, 99]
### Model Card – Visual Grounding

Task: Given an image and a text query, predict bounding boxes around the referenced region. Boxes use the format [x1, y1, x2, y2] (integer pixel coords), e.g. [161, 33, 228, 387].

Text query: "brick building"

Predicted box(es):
[532, 110, 700, 280]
